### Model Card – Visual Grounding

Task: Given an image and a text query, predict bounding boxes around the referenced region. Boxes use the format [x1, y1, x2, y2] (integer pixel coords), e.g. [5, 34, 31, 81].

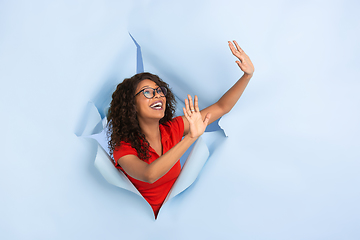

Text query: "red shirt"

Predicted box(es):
[113, 116, 184, 218]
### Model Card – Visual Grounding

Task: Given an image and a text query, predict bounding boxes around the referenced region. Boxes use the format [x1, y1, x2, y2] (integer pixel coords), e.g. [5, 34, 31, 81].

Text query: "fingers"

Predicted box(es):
[229, 40, 246, 60]
[233, 40, 243, 53]
[236, 60, 247, 71]
[183, 107, 190, 120]
[235, 55, 245, 66]
[238, 53, 246, 62]
[184, 98, 192, 117]
[203, 113, 211, 126]
[184, 95, 196, 119]
[184, 94, 201, 117]
[236, 54, 246, 64]
[229, 40, 254, 74]
[228, 41, 236, 55]
[228, 41, 240, 58]
[194, 95, 200, 112]
[187, 95, 195, 112]
[187, 94, 197, 115]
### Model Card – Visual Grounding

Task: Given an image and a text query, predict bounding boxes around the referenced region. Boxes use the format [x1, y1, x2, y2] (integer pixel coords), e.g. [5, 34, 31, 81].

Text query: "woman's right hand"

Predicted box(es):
[183, 95, 211, 138]
[228, 40, 254, 76]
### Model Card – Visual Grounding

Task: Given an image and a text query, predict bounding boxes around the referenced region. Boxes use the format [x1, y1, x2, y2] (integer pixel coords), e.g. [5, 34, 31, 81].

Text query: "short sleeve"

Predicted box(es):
[165, 116, 184, 142]
[113, 142, 138, 168]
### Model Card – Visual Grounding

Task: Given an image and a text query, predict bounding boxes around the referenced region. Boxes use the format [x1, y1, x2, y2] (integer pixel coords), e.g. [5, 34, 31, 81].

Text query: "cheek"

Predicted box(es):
[135, 98, 148, 114]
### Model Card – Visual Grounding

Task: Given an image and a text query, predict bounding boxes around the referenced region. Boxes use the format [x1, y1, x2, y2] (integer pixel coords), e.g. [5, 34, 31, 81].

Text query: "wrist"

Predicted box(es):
[243, 72, 253, 78]
[241, 73, 253, 81]
[183, 133, 199, 142]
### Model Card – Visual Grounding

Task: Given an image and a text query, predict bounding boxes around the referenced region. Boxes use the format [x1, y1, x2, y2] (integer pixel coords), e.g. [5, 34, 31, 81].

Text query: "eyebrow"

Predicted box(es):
[139, 85, 159, 90]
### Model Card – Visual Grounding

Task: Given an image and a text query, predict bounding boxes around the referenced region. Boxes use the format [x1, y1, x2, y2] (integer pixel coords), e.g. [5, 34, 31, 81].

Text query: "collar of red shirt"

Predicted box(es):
[159, 124, 170, 142]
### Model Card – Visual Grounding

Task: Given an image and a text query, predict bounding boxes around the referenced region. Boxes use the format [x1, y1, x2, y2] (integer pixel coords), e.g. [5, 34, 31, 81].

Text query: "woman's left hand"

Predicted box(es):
[183, 95, 211, 139]
[229, 40, 255, 76]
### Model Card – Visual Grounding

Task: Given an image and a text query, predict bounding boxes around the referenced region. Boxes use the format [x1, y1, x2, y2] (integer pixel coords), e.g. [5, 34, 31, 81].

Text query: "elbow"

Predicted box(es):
[146, 177, 156, 184]
[220, 106, 231, 116]
[222, 107, 231, 115]
[222, 102, 233, 114]
[216, 102, 231, 117]
[144, 169, 157, 184]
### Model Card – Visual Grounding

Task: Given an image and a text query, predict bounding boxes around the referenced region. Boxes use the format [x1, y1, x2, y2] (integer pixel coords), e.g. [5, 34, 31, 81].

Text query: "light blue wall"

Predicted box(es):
[1, 0, 359, 239]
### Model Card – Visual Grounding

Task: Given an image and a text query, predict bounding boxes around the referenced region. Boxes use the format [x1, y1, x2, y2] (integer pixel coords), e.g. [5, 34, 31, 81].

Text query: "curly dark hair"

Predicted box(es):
[107, 72, 176, 161]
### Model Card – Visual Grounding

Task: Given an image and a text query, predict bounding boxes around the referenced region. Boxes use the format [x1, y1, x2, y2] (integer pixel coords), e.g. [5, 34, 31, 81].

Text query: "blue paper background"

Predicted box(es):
[1, 0, 359, 239]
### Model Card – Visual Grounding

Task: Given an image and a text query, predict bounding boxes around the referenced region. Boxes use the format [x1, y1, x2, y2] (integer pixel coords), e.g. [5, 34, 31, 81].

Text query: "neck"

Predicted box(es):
[138, 118, 161, 141]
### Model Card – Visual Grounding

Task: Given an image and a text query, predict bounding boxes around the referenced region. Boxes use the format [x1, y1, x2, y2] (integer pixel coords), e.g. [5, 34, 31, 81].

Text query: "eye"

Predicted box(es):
[143, 89, 153, 98]
[158, 87, 167, 96]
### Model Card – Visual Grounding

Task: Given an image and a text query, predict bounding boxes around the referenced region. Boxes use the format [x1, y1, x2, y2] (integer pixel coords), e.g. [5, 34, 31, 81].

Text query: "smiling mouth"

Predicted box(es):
[150, 101, 163, 110]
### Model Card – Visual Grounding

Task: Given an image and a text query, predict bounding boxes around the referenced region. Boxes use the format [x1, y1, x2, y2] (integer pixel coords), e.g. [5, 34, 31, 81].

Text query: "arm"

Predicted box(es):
[183, 40, 255, 135]
[117, 96, 210, 184]
[118, 134, 196, 184]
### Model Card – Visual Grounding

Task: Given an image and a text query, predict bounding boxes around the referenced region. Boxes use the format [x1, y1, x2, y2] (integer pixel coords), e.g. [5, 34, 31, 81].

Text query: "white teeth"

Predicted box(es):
[150, 102, 163, 109]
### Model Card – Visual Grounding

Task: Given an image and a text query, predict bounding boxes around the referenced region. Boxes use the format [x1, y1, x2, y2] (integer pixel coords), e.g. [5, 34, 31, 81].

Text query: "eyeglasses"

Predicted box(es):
[134, 86, 167, 99]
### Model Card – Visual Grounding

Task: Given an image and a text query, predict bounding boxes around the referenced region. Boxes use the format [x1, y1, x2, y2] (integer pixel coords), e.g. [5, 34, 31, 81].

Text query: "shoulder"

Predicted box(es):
[161, 116, 184, 140]
[162, 116, 184, 129]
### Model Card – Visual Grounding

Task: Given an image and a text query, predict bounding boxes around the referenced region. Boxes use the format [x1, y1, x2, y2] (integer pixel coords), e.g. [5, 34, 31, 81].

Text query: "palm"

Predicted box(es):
[183, 95, 210, 138]
[229, 40, 254, 75]
[187, 111, 206, 138]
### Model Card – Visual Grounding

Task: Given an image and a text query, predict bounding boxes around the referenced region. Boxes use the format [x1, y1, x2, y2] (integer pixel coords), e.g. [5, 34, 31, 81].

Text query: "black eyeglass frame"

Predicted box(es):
[134, 86, 167, 99]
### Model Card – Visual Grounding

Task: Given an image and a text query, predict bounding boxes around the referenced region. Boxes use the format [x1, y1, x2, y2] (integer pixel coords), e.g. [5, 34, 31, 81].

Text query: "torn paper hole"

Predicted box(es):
[76, 34, 227, 219]
[77, 101, 225, 218]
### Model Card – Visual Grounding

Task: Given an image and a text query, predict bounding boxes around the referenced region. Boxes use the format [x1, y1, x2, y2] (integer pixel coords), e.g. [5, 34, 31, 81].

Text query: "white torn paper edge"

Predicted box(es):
[93, 132, 211, 203]
[76, 102, 225, 218]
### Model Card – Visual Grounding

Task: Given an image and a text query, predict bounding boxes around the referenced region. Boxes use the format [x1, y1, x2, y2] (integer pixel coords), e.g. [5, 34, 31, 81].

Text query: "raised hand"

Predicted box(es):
[183, 95, 211, 139]
[229, 40, 254, 76]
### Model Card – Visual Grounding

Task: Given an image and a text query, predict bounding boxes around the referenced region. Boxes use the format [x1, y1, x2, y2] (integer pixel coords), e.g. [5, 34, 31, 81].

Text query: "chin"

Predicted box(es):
[158, 112, 165, 120]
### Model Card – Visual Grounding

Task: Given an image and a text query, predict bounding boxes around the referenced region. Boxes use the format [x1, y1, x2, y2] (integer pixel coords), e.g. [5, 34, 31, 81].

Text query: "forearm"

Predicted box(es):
[216, 40, 254, 114]
[146, 134, 196, 183]
[198, 73, 252, 126]
[217, 73, 252, 113]
[184, 41, 254, 134]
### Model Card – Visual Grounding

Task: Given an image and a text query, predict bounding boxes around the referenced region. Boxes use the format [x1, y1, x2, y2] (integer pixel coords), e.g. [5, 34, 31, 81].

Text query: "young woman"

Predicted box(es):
[107, 41, 254, 218]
